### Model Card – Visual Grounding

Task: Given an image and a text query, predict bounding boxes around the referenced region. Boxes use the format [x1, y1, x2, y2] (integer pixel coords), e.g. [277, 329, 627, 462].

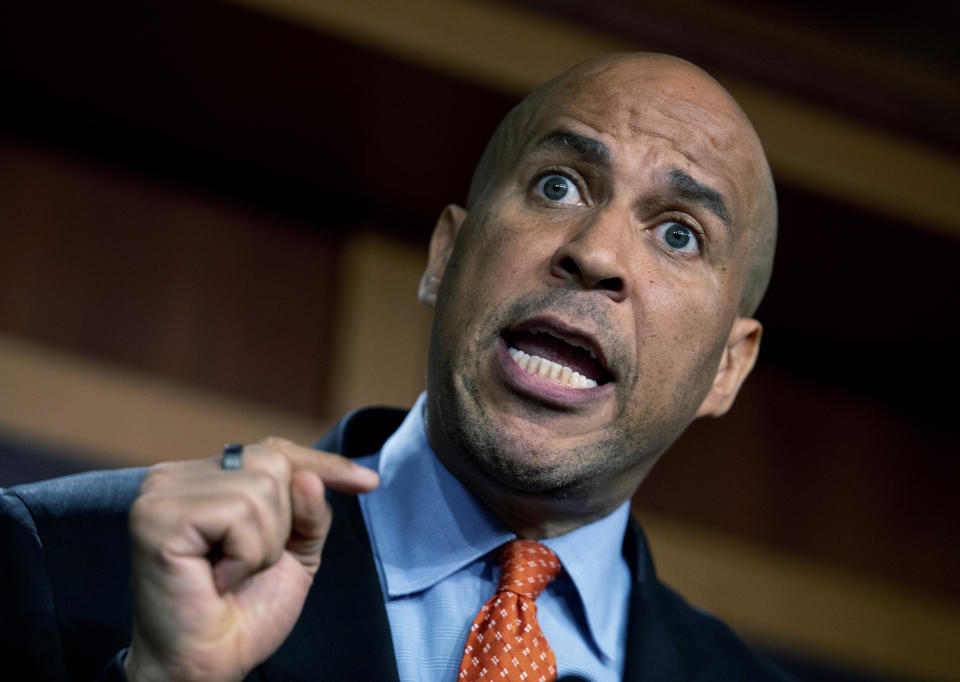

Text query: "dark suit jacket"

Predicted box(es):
[0, 407, 792, 681]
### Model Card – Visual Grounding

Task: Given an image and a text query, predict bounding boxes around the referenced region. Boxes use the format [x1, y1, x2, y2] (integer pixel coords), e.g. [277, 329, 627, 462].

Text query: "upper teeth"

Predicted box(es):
[508, 347, 598, 389]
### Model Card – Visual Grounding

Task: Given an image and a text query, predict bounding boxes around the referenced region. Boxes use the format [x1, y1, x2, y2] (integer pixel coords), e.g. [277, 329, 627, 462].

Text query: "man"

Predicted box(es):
[1, 52, 787, 681]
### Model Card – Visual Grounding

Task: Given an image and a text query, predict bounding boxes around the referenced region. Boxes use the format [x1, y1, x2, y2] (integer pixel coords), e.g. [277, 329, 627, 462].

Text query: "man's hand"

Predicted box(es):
[123, 437, 379, 682]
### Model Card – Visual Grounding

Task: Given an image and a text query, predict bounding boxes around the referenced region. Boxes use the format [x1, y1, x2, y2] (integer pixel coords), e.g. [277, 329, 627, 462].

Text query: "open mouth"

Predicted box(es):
[502, 320, 612, 390]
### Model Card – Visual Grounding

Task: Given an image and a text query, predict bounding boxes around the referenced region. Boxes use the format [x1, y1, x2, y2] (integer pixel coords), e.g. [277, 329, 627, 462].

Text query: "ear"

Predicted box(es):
[419, 204, 467, 307]
[695, 317, 763, 417]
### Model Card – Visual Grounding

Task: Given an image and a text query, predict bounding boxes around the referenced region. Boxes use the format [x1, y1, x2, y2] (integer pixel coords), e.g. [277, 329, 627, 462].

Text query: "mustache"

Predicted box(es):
[500, 287, 616, 332]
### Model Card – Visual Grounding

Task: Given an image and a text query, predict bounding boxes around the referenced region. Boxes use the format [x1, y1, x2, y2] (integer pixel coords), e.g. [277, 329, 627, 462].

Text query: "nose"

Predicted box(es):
[549, 209, 630, 302]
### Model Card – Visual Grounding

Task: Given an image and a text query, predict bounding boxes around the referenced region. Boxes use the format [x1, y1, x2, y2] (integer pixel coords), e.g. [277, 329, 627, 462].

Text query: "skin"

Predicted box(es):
[420, 53, 775, 538]
[125, 440, 379, 682]
[124, 53, 776, 681]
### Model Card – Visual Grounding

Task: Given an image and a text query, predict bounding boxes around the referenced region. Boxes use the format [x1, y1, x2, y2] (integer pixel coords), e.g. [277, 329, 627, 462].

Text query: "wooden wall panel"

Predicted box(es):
[0, 138, 340, 415]
[637, 363, 960, 600]
[327, 232, 433, 417]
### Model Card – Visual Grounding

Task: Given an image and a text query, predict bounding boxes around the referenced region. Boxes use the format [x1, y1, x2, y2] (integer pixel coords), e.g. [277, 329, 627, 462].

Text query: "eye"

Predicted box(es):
[535, 173, 583, 205]
[654, 221, 700, 254]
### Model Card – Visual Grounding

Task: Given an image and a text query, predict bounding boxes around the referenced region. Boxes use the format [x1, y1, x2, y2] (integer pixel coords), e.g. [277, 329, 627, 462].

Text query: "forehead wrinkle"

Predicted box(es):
[529, 129, 611, 166]
[466, 52, 775, 316]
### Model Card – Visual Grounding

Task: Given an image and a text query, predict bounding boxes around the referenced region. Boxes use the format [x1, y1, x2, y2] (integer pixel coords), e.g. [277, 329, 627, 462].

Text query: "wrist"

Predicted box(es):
[123, 643, 174, 682]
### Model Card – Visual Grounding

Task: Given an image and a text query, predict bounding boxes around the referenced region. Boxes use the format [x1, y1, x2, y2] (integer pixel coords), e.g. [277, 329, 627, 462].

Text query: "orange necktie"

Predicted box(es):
[458, 539, 562, 682]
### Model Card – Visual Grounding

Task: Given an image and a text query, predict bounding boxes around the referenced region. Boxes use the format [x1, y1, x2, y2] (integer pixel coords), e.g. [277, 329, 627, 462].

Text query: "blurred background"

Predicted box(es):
[1, 1, 958, 680]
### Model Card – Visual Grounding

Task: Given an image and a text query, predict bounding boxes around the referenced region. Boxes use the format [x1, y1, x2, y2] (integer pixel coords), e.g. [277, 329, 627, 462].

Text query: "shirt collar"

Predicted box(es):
[360, 393, 512, 597]
[541, 501, 632, 664]
[359, 392, 632, 663]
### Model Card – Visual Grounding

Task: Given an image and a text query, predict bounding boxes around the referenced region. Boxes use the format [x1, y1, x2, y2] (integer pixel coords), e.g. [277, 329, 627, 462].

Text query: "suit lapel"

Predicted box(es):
[259, 489, 399, 681]
[260, 407, 406, 681]
[621, 519, 700, 682]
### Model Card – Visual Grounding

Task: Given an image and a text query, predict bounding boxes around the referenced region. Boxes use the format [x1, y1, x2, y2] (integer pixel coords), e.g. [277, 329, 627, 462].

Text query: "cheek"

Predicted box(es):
[434, 222, 537, 342]
[634, 274, 732, 374]
[459, 215, 558, 296]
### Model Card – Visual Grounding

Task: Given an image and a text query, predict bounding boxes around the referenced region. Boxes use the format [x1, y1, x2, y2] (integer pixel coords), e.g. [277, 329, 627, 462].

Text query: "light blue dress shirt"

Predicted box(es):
[356, 393, 631, 681]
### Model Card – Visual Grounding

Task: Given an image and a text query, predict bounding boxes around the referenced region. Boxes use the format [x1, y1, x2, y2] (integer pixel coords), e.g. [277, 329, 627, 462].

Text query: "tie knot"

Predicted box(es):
[496, 539, 561, 600]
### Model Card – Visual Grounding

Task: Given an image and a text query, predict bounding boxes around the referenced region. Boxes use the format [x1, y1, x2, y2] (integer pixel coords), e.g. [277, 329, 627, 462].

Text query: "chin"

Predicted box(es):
[429, 349, 633, 498]
[452, 405, 619, 497]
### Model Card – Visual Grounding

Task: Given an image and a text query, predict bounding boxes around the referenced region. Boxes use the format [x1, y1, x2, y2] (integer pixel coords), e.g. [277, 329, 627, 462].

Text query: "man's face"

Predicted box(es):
[425, 57, 765, 518]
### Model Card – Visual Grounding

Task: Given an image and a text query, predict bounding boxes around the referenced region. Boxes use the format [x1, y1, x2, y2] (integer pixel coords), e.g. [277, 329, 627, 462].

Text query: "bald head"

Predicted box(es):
[466, 53, 777, 316]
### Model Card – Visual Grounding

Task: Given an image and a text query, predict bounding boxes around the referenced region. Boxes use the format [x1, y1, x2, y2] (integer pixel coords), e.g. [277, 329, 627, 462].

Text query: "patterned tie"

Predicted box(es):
[458, 539, 562, 682]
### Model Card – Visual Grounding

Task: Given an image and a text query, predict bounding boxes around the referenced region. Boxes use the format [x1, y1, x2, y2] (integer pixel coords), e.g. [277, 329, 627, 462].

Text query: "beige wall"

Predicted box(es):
[327, 232, 433, 417]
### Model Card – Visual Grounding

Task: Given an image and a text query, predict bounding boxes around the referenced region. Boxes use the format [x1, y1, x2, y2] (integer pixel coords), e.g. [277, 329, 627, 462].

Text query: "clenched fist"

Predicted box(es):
[123, 437, 379, 682]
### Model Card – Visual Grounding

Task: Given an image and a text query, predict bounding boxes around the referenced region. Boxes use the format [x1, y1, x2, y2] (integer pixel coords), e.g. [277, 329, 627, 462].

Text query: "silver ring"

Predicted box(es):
[221, 443, 244, 471]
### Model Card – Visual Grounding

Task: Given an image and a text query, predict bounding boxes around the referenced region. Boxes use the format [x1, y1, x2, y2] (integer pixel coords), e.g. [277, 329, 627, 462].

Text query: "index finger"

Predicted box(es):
[247, 437, 379, 494]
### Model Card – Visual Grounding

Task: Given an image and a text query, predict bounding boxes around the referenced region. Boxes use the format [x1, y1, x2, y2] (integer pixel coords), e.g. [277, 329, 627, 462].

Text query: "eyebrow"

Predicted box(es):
[665, 168, 731, 227]
[531, 129, 611, 164]
[529, 131, 733, 230]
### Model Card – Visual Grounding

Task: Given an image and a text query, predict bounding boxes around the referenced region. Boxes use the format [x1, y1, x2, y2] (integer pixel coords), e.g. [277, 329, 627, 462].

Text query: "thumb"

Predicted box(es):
[286, 470, 330, 576]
